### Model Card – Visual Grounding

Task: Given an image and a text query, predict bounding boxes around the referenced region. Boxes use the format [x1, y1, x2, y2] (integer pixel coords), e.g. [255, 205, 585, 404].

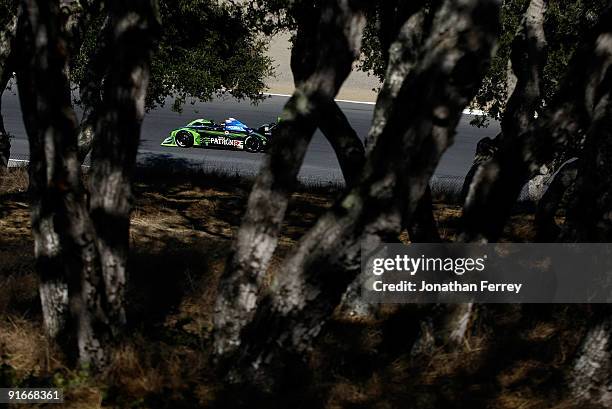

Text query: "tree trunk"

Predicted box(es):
[77, 16, 109, 163]
[562, 14, 612, 242]
[448, 1, 547, 351]
[375, 0, 425, 69]
[408, 185, 441, 243]
[568, 90, 612, 402]
[335, 5, 434, 320]
[461, 0, 547, 243]
[77, 106, 96, 162]
[318, 100, 365, 187]
[60, 0, 102, 55]
[571, 315, 612, 406]
[534, 158, 578, 242]
[213, 0, 366, 358]
[363, 4, 429, 152]
[88, 0, 159, 333]
[460, 134, 499, 203]
[16, 0, 111, 368]
[0, 12, 17, 171]
[226, 0, 500, 389]
[339, 185, 440, 319]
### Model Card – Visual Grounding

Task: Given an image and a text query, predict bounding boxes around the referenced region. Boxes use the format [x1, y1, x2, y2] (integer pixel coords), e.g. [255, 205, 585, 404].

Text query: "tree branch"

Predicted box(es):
[318, 99, 365, 187]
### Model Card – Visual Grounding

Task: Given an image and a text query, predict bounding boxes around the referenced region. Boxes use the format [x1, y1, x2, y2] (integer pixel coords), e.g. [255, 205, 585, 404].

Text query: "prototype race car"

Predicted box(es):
[161, 118, 276, 153]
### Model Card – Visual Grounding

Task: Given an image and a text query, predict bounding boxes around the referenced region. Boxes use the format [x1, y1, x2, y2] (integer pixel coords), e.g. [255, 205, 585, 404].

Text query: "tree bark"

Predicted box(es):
[372, 3, 442, 243]
[374, 0, 427, 86]
[213, 0, 366, 358]
[226, 0, 500, 389]
[544, 9, 612, 406]
[0, 12, 17, 171]
[461, 0, 547, 242]
[562, 17, 612, 242]
[77, 106, 96, 162]
[60, 0, 102, 55]
[447, 1, 547, 352]
[16, 0, 111, 368]
[363, 4, 429, 152]
[76, 15, 109, 163]
[410, 303, 475, 355]
[382, 6, 443, 245]
[408, 185, 441, 243]
[59, 0, 106, 164]
[571, 315, 612, 406]
[57, 0, 106, 164]
[336, 6, 438, 319]
[460, 134, 499, 203]
[318, 100, 365, 187]
[88, 0, 159, 333]
[534, 158, 578, 242]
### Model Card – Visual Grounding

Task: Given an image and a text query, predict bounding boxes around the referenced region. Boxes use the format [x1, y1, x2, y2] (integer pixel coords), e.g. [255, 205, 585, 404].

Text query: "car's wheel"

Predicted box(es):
[245, 136, 262, 153]
[175, 131, 194, 148]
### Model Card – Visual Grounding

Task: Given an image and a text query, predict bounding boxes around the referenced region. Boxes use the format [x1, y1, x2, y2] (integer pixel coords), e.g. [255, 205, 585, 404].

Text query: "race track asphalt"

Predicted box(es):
[2, 90, 500, 184]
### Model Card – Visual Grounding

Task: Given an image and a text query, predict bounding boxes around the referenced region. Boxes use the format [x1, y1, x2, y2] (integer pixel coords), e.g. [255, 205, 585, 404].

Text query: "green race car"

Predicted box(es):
[161, 117, 276, 153]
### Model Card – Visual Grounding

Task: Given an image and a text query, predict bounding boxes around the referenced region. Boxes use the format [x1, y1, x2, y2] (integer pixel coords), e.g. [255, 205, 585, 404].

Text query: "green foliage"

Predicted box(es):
[70, 13, 105, 94]
[71, 0, 274, 111]
[356, 1, 429, 86]
[468, 0, 528, 126]
[52, 365, 92, 389]
[357, 12, 385, 85]
[148, 0, 274, 110]
[242, 0, 312, 35]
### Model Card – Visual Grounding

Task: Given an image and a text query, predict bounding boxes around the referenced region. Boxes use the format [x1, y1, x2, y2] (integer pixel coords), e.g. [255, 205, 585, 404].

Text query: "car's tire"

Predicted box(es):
[245, 136, 262, 153]
[175, 131, 194, 148]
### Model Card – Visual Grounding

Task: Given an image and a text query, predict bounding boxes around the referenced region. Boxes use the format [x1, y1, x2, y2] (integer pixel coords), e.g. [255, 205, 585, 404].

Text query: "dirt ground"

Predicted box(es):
[0, 167, 593, 408]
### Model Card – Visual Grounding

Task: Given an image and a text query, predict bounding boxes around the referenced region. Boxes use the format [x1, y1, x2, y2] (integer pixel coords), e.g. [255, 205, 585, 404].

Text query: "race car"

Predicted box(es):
[161, 118, 276, 153]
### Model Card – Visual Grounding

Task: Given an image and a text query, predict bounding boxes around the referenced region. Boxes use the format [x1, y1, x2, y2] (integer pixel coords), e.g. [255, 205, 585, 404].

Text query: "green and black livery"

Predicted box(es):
[161, 118, 276, 153]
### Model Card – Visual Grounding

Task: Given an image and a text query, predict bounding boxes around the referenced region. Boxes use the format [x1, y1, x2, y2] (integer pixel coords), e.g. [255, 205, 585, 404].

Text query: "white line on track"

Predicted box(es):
[263, 92, 377, 105]
[262, 92, 486, 116]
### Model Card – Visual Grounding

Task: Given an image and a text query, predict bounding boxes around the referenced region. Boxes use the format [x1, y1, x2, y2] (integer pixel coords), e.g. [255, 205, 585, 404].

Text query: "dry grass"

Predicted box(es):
[0, 166, 29, 194]
[0, 166, 593, 408]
